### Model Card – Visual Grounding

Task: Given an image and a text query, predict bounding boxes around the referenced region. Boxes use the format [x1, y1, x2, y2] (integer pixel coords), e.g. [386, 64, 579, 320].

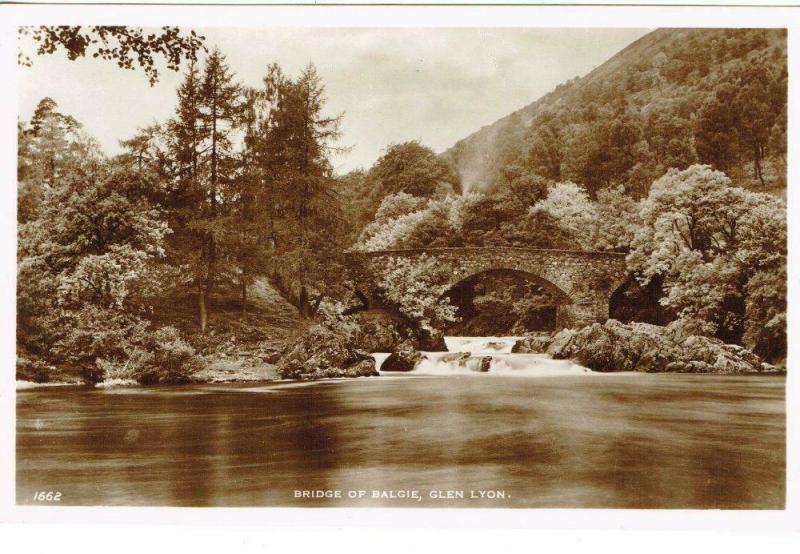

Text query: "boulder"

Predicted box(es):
[440, 352, 471, 363]
[277, 323, 378, 380]
[531, 319, 766, 374]
[511, 335, 551, 354]
[354, 311, 402, 352]
[381, 340, 422, 372]
[436, 352, 491, 372]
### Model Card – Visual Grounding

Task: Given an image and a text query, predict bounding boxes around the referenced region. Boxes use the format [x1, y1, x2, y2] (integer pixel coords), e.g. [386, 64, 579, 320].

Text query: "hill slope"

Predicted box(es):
[443, 28, 787, 196]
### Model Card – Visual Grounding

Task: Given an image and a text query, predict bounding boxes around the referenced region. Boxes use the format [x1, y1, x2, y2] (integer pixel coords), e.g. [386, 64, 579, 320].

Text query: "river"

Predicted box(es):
[16, 337, 785, 508]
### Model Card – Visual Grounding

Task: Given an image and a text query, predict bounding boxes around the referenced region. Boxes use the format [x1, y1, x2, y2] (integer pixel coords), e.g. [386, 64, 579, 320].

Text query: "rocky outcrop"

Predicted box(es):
[513, 319, 774, 374]
[381, 340, 422, 372]
[277, 323, 378, 380]
[511, 334, 551, 354]
[353, 311, 402, 352]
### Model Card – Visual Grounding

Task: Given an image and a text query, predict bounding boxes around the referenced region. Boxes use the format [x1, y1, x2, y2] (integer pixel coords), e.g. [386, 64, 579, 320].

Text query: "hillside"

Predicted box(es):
[443, 28, 787, 196]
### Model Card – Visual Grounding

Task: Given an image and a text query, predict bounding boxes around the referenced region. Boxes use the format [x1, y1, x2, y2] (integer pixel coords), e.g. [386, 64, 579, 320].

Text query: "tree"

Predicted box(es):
[194, 49, 243, 330]
[161, 51, 243, 332]
[223, 87, 274, 319]
[583, 102, 643, 192]
[18, 98, 102, 223]
[19, 26, 206, 85]
[375, 255, 459, 336]
[523, 112, 563, 181]
[17, 131, 171, 381]
[356, 193, 468, 252]
[694, 83, 740, 172]
[591, 185, 640, 252]
[731, 59, 786, 187]
[366, 141, 461, 202]
[256, 63, 347, 319]
[628, 165, 785, 347]
[529, 181, 598, 249]
[643, 102, 696, 172]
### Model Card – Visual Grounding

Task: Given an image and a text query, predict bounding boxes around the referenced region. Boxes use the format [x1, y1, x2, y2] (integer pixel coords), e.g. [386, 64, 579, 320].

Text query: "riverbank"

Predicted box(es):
[17, 318, 781, 389]
[16, 359, 280, 390]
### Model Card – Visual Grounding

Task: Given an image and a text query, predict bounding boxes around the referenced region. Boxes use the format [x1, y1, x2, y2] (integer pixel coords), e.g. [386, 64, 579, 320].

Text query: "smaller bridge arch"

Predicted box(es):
[347, 247, 628, 330]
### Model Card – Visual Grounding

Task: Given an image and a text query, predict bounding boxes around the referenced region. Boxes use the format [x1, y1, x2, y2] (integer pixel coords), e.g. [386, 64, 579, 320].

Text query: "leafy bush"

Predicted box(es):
[93, 325, 201, 385]
[139, 326, 202, 384]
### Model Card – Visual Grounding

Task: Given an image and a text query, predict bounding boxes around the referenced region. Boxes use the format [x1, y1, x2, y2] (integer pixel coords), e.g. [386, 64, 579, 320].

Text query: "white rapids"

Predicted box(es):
[373, 336, 591, 377]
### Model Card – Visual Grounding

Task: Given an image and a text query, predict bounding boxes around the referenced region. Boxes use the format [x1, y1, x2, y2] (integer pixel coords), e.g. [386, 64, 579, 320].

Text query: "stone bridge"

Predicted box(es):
[347, 247, 628, 330]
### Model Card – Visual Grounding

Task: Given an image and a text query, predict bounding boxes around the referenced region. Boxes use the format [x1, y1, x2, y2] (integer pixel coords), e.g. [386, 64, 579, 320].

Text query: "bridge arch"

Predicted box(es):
[347, 247, 628, 331]
[441, 268, 572, 333]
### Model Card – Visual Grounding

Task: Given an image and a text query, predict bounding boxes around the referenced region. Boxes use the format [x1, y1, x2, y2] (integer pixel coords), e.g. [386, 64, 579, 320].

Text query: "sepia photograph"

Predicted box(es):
[4, 7, 792, 516]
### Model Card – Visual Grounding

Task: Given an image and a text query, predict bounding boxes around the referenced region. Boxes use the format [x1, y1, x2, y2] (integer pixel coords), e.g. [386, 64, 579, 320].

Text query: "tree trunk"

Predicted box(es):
[754, 144, 766, 188]
[298, 286, 309, 319]
[199, 290, 208, 333]
[241, 277, 248, 321]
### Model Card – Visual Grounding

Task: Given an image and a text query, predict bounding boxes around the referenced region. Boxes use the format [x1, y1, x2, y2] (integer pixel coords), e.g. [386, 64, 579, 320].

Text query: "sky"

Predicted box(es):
[18, 27, 649, 173]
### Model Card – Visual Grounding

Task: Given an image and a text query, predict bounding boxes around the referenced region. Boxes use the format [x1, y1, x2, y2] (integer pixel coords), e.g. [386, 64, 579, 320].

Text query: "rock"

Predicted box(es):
[440, 352, 470, 363]
[530, 319, 765, 374]
[761, 362, 783, 373]
[435, 352, 491, 372]
[277, 323, 378, 380]
[354, 311, 402, 352]
[381, 340, 422, 372]
[416, 332, 447, 351]
[342, 358, 379, 377]
[546, 328, 579, 358]
[511, 335, 551, 354]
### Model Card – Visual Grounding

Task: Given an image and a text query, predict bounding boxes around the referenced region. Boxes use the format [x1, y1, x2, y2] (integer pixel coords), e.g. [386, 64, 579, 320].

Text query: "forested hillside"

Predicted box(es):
[443, 28, 787, 196]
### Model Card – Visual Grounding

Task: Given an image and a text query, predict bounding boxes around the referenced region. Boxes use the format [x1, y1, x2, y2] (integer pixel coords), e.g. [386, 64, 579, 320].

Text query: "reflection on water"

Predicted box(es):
[17, 374, 785, 508]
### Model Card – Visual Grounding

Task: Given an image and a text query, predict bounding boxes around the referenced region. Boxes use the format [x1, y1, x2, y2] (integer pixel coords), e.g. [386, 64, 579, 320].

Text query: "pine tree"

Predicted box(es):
[259, 63, 345, 318]
[164, 51, 243, 332]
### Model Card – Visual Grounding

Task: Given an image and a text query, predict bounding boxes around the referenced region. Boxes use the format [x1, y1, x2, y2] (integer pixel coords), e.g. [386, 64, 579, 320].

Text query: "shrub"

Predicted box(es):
[93, 325, 202, 386]
[138, 326, 203, 384]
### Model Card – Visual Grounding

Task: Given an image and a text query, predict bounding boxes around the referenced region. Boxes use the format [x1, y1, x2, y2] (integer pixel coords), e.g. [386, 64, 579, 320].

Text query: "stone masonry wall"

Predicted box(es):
[349, 247, 628, 330]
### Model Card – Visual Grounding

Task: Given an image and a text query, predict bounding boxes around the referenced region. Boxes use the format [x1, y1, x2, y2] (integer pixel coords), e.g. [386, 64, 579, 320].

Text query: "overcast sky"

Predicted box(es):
[18, 27, 649, 173]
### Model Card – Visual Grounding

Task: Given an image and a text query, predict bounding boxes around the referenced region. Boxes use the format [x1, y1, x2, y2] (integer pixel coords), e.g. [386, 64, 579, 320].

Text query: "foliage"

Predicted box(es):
[529, 182, 597, 249]
[591, 186, 640, 251]
[366, 141, 461, 200]
[95, 325, 202, 385]
[17, 99, 175, 383]
[628, 165, 785, 352]
[375, 255, 459, 335]
[356, 193, 472, 251]
[19, 26, 206, 85]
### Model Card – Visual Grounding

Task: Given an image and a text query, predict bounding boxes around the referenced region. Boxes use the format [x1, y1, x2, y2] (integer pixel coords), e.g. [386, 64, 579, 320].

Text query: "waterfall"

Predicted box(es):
[373, 336, 591, 376]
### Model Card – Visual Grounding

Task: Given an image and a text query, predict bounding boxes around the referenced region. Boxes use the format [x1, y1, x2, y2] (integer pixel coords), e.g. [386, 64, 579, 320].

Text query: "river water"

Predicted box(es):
[16, 337, 785, 508]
